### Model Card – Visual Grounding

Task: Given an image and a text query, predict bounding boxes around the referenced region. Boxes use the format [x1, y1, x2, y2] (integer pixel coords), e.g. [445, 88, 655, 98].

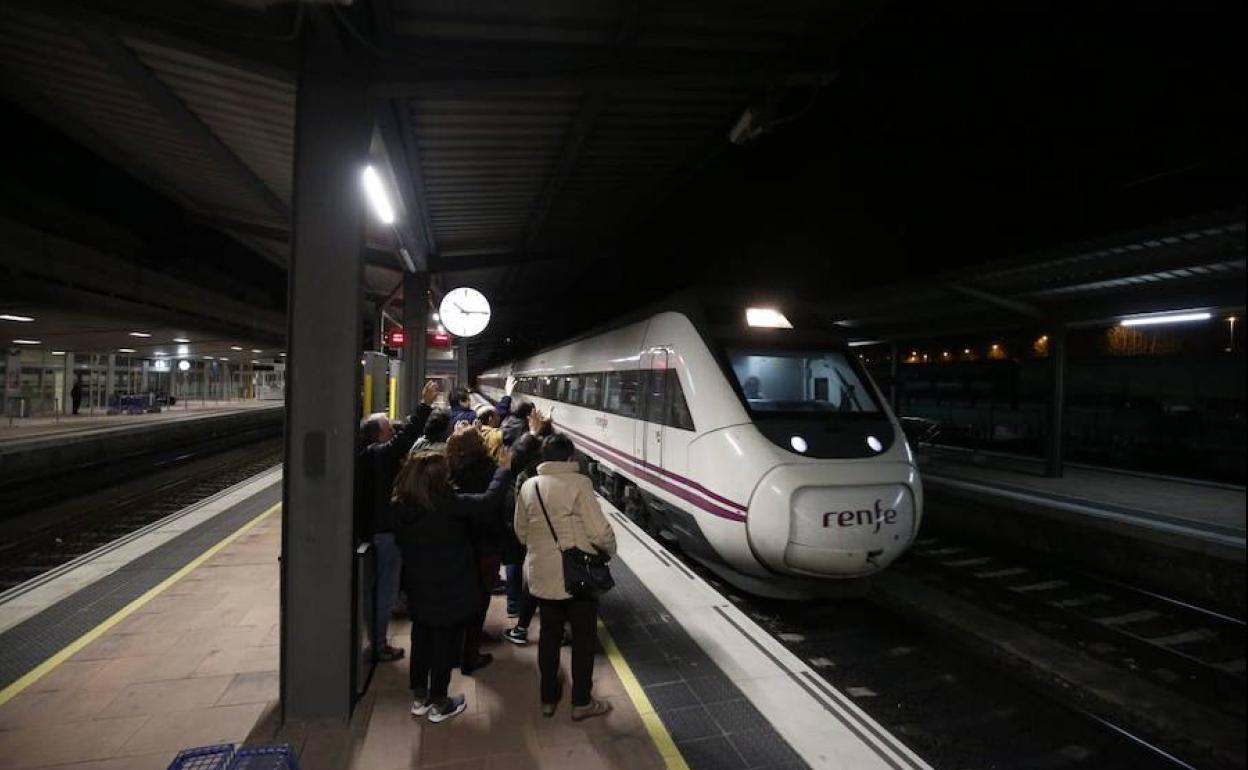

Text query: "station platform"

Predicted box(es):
[0, 467, 929, 770]
[0, 402, 284, 494]
[0, 400, 281, 444]
[918, 446, 1246, 553]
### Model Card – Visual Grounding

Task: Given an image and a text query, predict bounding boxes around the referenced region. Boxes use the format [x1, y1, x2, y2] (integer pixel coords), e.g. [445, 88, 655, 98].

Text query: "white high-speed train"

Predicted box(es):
[479, 294, 922, 598]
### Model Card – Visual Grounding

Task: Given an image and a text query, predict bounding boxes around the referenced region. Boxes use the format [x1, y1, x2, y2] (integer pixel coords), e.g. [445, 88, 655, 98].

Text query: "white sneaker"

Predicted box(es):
[427, 694, 467, 724]
[411, 698, 431, 717]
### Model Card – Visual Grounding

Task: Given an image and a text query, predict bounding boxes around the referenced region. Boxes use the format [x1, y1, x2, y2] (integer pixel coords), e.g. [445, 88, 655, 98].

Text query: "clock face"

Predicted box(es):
[439, 287, 492, 338]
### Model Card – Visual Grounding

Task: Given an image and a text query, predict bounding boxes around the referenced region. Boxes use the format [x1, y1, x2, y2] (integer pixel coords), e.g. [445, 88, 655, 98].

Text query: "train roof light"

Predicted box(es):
[361, 165, 396, 225]
[789, 436, 808, 453]
[1119, 310, 1212, 327]
[746, 307, 792, 329]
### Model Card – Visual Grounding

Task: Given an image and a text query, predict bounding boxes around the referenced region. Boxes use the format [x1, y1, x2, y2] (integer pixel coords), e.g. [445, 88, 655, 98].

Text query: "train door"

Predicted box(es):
[637, 348, 669, 470]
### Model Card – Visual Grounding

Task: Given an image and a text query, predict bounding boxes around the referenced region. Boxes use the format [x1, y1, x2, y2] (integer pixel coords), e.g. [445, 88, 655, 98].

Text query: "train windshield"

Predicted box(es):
[726, 349, 881, 414]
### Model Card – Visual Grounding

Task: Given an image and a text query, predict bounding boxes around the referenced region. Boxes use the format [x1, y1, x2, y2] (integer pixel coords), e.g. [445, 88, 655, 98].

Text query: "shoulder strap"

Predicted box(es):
[533, 480, 562, 550]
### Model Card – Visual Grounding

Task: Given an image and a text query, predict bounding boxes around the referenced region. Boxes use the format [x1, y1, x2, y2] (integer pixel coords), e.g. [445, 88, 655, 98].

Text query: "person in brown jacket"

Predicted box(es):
[514, 432, 617, 720]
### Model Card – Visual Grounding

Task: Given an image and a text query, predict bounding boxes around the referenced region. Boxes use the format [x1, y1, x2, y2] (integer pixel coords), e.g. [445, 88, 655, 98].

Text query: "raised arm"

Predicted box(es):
[379, 380, 440, 459]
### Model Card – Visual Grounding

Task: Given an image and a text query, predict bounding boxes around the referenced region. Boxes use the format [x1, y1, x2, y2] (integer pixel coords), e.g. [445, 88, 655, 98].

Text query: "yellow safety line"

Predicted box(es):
[0, 502, 280, 707]
[597, 619, 692, 770]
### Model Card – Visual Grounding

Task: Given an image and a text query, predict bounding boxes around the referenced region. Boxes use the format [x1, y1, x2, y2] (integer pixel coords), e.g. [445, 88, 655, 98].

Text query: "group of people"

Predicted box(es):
[355, 381, 617, 724]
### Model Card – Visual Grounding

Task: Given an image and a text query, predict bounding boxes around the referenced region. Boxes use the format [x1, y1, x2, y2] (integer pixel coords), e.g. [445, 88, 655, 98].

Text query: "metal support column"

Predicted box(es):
[1044, 328, 1067, 478]
[398, 270, 429, 415]
[62, 353, 75, 415]
[105, 354, 116, 404]
[455, 339, 469, 393]
[281, 39, 371, 722]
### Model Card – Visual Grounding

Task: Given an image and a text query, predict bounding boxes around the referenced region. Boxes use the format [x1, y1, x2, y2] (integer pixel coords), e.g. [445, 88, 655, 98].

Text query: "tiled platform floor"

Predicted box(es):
[0, 399, 280, 442]
[0, 512, 281, 770]
[920, 448, 1245, 534]
[0, 508, 667, 770]
[343, 600, 666, 770]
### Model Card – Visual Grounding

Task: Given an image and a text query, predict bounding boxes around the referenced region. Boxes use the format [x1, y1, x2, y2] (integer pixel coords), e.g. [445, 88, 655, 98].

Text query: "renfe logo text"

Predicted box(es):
[823, 499, 898, 533]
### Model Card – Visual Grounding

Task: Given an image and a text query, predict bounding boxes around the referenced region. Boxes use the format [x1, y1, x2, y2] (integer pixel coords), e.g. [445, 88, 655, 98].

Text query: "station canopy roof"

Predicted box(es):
[1, 1, 1242, 366]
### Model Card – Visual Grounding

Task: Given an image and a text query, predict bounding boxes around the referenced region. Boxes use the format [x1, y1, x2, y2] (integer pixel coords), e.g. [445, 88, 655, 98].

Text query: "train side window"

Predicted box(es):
[604, 372, 622, 414]
[582, 373, 603, 409]
[536, 376, 552, 399]
[565, 375, 582, 404]
[620, 370, 641, 418]
[607, 370, 640, 417]
[643, 369, 668, 424]
[667, 369, 695, 431]
[557, 376, 570, 402]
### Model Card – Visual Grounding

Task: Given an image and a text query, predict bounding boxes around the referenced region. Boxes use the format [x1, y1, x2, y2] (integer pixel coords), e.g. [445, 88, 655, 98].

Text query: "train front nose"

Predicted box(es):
[746, 463, 921, 577]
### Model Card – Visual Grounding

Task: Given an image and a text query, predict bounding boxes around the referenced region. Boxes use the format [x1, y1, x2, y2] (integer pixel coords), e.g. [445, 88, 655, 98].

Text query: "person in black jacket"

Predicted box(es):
[446, 427, 506, 674]
[502, 407, 554, 644]
[355, 379, 439, 662]
[394, 448, 513, 723]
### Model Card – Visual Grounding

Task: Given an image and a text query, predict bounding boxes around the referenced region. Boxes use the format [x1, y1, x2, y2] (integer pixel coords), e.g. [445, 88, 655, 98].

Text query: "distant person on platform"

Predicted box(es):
[355, 379, 440, 663]
[70, 376, 83, 415]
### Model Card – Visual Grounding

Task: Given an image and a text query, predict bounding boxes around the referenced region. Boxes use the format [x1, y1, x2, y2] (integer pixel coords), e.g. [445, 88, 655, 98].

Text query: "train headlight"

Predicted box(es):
[867, 435, 883, 452]
[790, 436, 808, 453]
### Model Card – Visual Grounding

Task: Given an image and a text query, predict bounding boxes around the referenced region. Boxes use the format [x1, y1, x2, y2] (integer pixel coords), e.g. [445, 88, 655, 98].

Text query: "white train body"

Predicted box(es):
[479, 302, 922, 597]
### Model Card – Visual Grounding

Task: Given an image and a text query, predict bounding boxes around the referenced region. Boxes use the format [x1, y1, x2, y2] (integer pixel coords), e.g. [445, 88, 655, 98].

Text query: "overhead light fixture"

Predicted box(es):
[173, 337, 190, 343]
[252, 349, 262, 353]
[848, 340, 883, 347]
[204, 356, 215, 360]
[1, 314, 34, 322]
[399, 247, 416, 272]
[279, 352, 286, 357]
[220, 356, 230, 361]
[1120, 310, 1212, 327]
[746, 307, 792, 329]
[361, 165, 396, 225]
[52, 351, 66, 356]
[153, 351, 167, 356]
[178, 360, 191, 372]
[231, 346, 243, 351]
[129, 331, 151, 338]
[12, 339, 41, 345]
[119, 348, 136, 353]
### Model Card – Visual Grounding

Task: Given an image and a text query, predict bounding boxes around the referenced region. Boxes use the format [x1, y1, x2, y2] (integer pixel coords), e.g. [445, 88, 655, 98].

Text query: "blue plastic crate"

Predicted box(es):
[166, 744, 235, 770]
[226, 744, 300, 770]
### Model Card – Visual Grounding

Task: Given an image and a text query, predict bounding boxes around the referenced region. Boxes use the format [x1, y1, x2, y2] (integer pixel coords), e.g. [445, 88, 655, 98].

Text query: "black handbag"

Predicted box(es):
[535, 482, 614, 598]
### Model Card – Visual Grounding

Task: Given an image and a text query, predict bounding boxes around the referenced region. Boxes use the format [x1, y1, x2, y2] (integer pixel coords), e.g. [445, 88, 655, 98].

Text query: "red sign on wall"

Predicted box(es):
[387, 329, 406, 347]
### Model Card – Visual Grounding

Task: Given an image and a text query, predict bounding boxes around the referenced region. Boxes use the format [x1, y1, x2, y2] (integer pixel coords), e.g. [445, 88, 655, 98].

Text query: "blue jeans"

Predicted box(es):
[371, 532, 402, 650]
[504, 562, 523, 614]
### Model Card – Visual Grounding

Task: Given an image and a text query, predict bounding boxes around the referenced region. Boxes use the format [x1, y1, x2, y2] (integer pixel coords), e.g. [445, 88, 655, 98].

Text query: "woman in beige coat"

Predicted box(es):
[514, 432, 617, 720]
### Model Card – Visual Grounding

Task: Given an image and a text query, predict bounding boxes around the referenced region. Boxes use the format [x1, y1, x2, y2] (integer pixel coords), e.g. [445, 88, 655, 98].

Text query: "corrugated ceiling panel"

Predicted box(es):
[0, 6, 276, 225]
[412, 91, 580, 250]
[125, 37, 295, 206]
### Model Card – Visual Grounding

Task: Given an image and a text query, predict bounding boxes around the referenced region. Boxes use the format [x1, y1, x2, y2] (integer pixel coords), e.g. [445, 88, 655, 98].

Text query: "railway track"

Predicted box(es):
[0, 439, 282, 592]
[598, 480, 1241, 770]
[901, 532, 1246, 717]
